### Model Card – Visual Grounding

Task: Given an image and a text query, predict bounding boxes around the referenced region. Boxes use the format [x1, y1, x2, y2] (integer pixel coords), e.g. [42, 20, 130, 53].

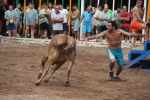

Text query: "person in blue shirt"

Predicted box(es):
[14, 3, 23, 38]
[4, 5, 18, 37]
[80, 6, 95, 40]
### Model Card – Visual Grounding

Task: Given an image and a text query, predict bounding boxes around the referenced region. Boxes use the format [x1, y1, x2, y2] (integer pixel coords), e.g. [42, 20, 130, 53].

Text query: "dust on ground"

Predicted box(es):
[0, 43, 150, 100]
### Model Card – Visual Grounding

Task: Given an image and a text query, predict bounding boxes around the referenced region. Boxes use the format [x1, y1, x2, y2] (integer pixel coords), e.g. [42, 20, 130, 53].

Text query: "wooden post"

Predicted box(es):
[54, 0, 56, 4]
[120, 0, 122, 9]
[147, 0, 150, 38]
[23, 0, 26, 35]
[38, 0, 42, 35]
[68, 0, 72, 36]
[47, 0, 49, 4]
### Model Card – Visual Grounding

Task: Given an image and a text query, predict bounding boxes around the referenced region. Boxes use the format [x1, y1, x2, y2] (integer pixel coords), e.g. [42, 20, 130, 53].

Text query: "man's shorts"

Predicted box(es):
[138, 29, 142, 34]
[40, 22, 49, 31]
[96, 25, 100, 31]
[82, 25, 92, 33]
[63, 23, 68, 31]
[53, 30, 63, 35]
[99, 25, 107, 32]
[0, 19, 3, 25]
[6, 23, 16, 30]
[26, 25, 35, 29]
[130, 20, 142, 32]
[107, 48, 124, 67]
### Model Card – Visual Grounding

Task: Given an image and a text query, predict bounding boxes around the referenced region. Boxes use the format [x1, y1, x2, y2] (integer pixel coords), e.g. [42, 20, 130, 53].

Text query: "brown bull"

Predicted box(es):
[35, 12, 76, 85]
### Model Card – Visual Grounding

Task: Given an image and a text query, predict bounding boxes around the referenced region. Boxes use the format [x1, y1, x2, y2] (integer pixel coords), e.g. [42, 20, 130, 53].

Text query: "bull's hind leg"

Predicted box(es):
[66, 59, 75, 85]
[45, 61, 66, 82]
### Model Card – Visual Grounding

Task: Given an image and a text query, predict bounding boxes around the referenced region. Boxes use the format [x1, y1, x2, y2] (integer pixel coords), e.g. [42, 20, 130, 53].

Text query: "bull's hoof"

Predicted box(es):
[65, 81, 70, 86]
[38, 73, 42, 79]
[35, 81, 40, 86]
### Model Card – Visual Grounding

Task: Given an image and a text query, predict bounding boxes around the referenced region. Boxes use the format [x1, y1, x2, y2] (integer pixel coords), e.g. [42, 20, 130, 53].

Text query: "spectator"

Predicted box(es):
[93, 4, 102, 42]
[23, 2, 38, 38]
[71, 4, 80, 40]
[48, 2, 53, 13]
[4, 5, 17, 37]
[0, 1, 5, 35]
[39, 3, 50, 39]
[3, 0, 9, 10]
[119, 6, 130, 44]
[103, 4, 113, 20]
[80, 6, 95, 40]
[59, 4, 68, 35]
[14, 3, 23, 38]
[51, 4, 64, 35]
[113, 7, 121, 28]
[99, 6, 110, 42]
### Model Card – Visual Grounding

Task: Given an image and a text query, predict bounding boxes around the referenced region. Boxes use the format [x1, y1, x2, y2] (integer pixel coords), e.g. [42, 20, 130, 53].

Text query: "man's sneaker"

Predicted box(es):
[108, 72, 114, 80]
[16, 34, 20, 38]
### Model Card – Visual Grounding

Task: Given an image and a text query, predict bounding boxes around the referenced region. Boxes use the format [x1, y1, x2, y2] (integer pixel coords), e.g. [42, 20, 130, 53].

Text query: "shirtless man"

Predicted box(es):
[130, 0, 147, 49]
[86, 21, 137, 79]
[71, 4, 80, 40]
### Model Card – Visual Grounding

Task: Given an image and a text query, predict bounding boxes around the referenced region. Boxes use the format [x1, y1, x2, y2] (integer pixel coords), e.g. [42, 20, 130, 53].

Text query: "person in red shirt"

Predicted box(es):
[119, 6, 130, 44]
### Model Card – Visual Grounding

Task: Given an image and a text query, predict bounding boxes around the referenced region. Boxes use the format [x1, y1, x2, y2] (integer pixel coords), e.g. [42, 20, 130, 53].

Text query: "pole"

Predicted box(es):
[78, 0, 81, 10]
[105, 0, 107, 4]
[32, 0, 34, 3]
[47, 0, 49, 4]
[16, 0, 18, 7]
[112, 0, 115, 17]
[68, 0, 72, 36]
[128, 0, 131, 12]
[97, 0, 100, 5]
[38, 0, 42, 35]
[62, 0, 64, 7]
[23, 0, 26, 35]
[120, 0, 122, 9]
[54, 0, 56, 4]
[80, 0, 85, 40]
[90, 0, 92, 5]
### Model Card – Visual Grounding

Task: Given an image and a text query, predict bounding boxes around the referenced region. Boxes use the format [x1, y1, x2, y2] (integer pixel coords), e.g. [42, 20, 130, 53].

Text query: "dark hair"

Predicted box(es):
[73, 3, 77, 7]
[49, 2, 52, 5]
[98, 4, 102, 7]
[136, 0, 142, 1]
[42, 3, 47, 5]
[109, 21, 118, 29]
[9, 4, 13, 7]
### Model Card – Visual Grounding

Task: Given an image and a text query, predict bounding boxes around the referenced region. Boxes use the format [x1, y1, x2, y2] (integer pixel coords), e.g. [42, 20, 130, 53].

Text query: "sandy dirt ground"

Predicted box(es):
[0, 42, 150, 100]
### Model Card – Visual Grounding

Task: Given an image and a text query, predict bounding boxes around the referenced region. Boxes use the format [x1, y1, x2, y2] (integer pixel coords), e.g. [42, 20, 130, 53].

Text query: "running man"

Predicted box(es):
[86, 21, 137, 79]
[130, 0, 147, 49]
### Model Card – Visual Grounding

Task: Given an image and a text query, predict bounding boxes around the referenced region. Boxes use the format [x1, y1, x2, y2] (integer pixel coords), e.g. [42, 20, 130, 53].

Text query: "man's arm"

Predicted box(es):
[4, 11, 9, 21]
[120, 29, 138, 37]
[87, 31, 107, 40]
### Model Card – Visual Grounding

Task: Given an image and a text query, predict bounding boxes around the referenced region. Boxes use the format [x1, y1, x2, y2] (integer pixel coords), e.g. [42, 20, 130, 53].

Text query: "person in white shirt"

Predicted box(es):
[59, 4, 68, 35]
[51, 4, 64, 35]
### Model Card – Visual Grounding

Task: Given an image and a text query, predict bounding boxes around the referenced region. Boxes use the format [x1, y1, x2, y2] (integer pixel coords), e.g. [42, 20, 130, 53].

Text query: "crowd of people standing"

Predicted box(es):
[0, 0, 149, 46]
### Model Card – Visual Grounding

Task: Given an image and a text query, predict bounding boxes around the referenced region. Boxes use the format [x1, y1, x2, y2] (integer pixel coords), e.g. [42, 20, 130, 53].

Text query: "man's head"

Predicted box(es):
[66, 5, 69, 11]
[87, 6, 92, 12]
[55, 4, 60, 14]
[17, 3, 21, 9]
[104, 6, 108, 13]
[72, 4, 77, 10]
[29, 2, 34, 9]
[104, 4, 109, 8]
[122, 6, 127, 12]
[3, 0, 7, 4]
[98, 4, 102, 11]
[9, 5, 13, 11]
[136, 0, 143, 7]
[42, 3, 48, 9]
[117, 7, 120, 12]
[107, 21, 118, 32]
[48, 2, 53, 8]
[59, 4, 63, 10]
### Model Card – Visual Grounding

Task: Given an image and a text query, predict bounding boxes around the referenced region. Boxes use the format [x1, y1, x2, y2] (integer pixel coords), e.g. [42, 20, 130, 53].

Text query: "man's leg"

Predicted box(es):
[25, 26, 29, 38]
[8, 30, 11, 37]
[131, 34, 137, 49]
[31, 28, 35, 39]
[13, 30, 16, 37]
[63, 23, 67, 35]
[12, 24, 16, 37]
[15, 23, 18, 36]
[44, 30, 48, 38]
[82, 25, 86, 40]
[18, 22, 22, 36]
